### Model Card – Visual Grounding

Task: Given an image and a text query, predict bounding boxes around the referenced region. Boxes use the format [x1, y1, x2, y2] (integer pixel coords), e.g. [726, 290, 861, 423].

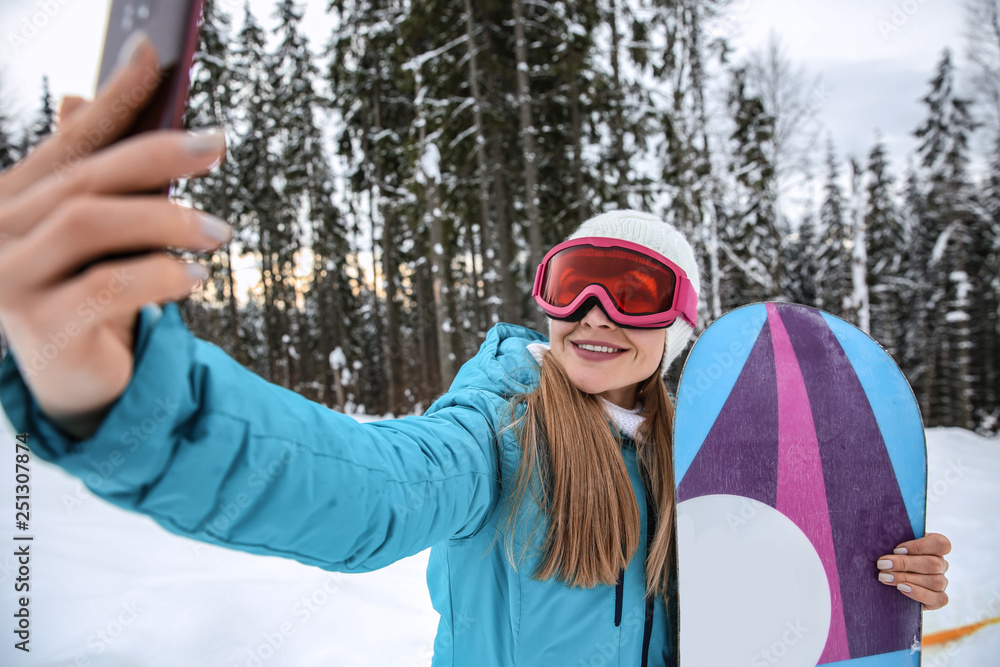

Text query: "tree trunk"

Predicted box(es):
[464, 213, 486, 337]
[513, 0, 542, 323]
[224, 241, 242, 365]
[463, 0, 495, 331]
[374, 87, 403, 414]
[608, 0, 629, 209]
[416, 257, 441, 406]
[260, 246, 278, 383]
[415, 69, 456, 389]
[486, 75, 519, 325]
[707, 204, 722, 322]
[367, 191, 387, 414]
[850, 159, 871, 333]
[570, 76, 586, 224]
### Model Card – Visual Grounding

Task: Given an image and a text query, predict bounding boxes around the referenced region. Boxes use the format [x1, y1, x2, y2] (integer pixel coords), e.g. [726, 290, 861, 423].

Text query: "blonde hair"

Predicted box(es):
[500, 349, 676, 599]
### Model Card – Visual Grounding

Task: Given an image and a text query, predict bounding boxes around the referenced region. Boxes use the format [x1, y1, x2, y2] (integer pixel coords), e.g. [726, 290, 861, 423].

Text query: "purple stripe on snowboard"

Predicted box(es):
[677, 319, 778, 504]
[767, 304, 850, 663]
[774, 303, 918, 660]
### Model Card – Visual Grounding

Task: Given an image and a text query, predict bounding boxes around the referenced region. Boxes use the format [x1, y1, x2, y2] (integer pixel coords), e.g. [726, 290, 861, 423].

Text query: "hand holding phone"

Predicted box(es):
[0, 36, 227, 438]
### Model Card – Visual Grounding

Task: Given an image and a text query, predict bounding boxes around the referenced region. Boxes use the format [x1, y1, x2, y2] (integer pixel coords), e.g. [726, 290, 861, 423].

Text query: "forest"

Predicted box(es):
[1, 0, 998, 433]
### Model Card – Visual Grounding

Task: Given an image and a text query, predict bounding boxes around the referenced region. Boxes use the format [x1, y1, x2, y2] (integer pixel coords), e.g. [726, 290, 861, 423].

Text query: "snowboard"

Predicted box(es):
[672, 302, 926, 666]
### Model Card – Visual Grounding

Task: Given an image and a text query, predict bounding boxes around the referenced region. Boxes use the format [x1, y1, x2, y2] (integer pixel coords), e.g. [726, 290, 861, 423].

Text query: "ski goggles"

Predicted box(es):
[532, 237, 698, 329]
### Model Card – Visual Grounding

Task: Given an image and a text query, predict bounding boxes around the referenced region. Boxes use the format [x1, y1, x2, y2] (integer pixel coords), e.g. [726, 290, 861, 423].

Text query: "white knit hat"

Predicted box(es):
[549, 209, 701, 375]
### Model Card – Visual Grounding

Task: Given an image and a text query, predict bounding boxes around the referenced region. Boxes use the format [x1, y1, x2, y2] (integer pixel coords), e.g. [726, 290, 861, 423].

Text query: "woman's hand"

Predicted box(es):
[0, 35, 229, 438]
[877, 532, 951, 610]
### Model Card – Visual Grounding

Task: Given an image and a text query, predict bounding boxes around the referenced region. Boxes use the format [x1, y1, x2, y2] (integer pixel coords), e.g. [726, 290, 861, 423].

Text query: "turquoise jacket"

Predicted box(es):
[0, 304, 676, 666]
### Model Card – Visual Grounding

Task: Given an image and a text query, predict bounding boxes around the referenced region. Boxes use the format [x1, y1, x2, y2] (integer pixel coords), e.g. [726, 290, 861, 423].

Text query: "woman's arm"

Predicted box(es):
[0, 36, 500, 572]
[0, 303, 502, 572]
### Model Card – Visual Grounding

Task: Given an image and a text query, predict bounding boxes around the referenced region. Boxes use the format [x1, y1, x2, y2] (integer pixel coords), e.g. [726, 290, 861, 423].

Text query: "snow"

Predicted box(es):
[420, 143, 441, 183]
[930, 222, 957, 265]
[402, 34, 469, 73]
[328, 347, 346, 370]
[921, 428, 1000, 665]
[0, 413, 438, 667]
[0, 418, 996, 665]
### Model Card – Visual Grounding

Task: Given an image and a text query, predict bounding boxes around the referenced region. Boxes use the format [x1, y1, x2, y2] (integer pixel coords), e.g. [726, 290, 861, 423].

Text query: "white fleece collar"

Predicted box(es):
[525, 342, 644, 439]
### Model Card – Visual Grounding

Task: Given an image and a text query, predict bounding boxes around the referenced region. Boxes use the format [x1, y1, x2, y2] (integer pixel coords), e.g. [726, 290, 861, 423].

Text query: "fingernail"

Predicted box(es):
[118, 30, 152, 69]
[893, 547, 908, 555]
[186, 263, 209, 282]
[877, 560, 894, 570]
[897, 584, 912, 594]
[183, 129, 226, 155]
[878, 573, 894, 583]
[199, 214, 232, 244]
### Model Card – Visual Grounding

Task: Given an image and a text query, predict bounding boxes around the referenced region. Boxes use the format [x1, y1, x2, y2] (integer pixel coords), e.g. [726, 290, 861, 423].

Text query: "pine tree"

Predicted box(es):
[0, 75, 21, 172]
[631, 0, 726, 237]
[785, 158, 820, 310]
[328, 0, 416, 411]
[27, 76, 55, 149]
[513, 0, 541, 284]
[816, 139, 852, 320]
[744, 33, 822, 217]
[0, 113, 18, 173]
[177, 0, 242, 357]
[268, 0, 353, 399]
[229, 3, 283, 382]
[718, 66, 779, 311]
[863, 135, 906, 357]
[910, 50, 980, 428]
[970, 133, 1000, 431]
[786, 209, 821, 307]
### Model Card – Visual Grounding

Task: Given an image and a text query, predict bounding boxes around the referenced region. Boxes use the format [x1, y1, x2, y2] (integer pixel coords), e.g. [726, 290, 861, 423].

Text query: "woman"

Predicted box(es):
[0, 36, 949, 665]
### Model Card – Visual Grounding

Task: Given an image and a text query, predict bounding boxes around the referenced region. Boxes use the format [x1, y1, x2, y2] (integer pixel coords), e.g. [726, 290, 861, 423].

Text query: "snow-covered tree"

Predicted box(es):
[909, 49, 980, 428]
[863, 136, 906, 357]
[745, 32, 822, 218]
[228, 3, 284, 382]
[177, 0, 242, 356]
[328, 0, 416, 411]
[26, 76, 55, 149]
[0, 114, 18, 173]
[718, 66, 780, 311]
[816, 139, 852, 321]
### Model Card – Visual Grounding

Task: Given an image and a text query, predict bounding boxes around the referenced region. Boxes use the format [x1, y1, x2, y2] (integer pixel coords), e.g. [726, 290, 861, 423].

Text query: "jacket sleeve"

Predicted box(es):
[0, 304, 502, 572]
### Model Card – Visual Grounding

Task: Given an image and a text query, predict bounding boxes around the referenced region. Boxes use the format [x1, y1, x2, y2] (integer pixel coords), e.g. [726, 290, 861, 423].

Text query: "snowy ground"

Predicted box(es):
[0, 418, 995, 666]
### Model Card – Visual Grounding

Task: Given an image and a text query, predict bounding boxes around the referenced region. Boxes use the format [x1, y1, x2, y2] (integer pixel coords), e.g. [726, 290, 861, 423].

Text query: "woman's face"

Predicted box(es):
[548, 304, 667, 409]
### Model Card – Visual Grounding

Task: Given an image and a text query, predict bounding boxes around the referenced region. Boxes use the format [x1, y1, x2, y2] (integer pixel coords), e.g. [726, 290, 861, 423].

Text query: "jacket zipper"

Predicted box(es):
[614, 485, 657, 664]
[614, 569, 624, 626]
[616, 440, 657, 665]
[640, 492, 655, 666]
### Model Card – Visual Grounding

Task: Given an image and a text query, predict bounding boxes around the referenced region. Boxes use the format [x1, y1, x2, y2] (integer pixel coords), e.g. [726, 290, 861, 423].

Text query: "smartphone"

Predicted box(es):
[96, 0, 205, 141]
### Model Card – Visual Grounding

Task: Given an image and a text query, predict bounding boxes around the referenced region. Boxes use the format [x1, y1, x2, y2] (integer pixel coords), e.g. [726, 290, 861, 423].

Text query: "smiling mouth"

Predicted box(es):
[573, 342, 626, 354]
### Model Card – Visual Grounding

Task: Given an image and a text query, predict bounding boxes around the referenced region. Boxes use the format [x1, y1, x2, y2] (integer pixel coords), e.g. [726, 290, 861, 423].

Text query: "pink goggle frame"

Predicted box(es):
[532, 237, 698, 329]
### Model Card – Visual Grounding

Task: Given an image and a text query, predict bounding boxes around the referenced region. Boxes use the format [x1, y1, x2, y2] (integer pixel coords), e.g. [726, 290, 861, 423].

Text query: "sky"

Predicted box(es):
[0, 0, 970, 177]
[725, 0, 968, 171]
